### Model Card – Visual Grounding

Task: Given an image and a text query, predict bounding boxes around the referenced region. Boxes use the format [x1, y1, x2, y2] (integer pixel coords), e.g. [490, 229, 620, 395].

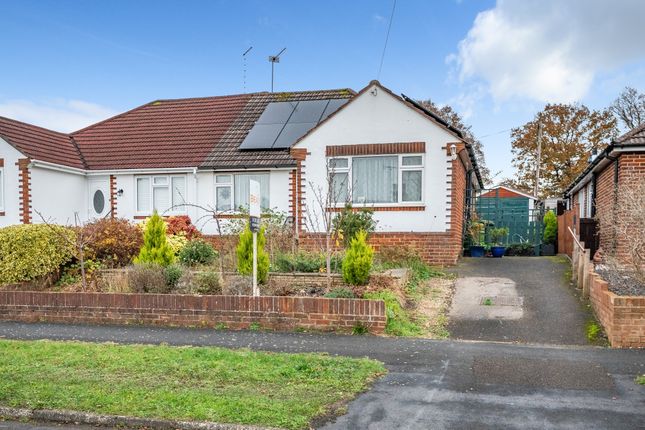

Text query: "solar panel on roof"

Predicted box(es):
[289, 100, 329, 123]
[272, 122, 317, 148]
[239, 98, 350, 151]
[238, 123, 284, 150]
[256, 101, 296, 124]
[321, 99, 348, 120]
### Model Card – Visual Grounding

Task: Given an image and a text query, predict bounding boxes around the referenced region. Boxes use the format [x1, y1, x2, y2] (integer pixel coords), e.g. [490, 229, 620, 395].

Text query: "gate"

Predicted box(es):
[464, 188, 544, 255]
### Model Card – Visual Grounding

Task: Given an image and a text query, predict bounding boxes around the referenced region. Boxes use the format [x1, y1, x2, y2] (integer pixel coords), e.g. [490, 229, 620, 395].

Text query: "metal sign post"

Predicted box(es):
[249, 180, 261, 297]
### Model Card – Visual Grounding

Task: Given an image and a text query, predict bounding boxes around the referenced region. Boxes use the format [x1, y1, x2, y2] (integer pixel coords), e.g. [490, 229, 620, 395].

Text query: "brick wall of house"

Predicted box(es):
[593, 153, 645, 264]
[589, 271, 645, 348]
[0, 291, 386, 334]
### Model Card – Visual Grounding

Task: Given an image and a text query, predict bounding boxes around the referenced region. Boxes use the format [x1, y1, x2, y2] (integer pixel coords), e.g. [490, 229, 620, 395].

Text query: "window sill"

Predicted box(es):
[327, 205, 425, 212]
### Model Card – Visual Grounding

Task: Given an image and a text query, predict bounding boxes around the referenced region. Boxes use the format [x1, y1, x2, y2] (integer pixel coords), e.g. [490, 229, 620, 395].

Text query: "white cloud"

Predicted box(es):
[0, 98, 117, 132]
[451, 0, 645, 103]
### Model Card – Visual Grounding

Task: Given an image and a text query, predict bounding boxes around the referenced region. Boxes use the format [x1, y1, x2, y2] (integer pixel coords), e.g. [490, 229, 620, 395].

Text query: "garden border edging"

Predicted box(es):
[0, 406, 280, 430]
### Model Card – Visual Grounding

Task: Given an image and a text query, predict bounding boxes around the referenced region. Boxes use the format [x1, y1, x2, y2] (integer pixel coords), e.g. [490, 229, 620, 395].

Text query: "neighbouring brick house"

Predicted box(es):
[564, 122, 645, 262]
[0, 80, 482, 265]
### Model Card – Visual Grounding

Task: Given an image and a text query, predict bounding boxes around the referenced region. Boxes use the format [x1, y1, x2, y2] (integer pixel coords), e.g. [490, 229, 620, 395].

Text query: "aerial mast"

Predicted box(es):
[268, 47, 286, 92]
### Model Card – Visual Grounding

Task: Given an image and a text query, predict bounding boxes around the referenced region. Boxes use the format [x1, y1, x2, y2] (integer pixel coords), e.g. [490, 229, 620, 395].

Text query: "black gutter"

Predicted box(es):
[563, 141, 643, 196]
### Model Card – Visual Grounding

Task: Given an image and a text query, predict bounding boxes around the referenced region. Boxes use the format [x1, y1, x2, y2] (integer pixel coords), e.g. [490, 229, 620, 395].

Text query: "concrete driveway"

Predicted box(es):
[448, 256, 593, 345]
[0, 322, 643, 430]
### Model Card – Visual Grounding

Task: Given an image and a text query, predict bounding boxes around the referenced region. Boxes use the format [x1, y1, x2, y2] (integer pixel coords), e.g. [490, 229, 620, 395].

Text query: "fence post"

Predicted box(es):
[582, 249, 591, 299]
[571, 244, 578, 283]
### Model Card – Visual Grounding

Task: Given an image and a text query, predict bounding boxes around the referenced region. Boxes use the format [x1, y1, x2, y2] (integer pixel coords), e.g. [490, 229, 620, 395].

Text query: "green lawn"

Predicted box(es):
[0, 339, 385, 430]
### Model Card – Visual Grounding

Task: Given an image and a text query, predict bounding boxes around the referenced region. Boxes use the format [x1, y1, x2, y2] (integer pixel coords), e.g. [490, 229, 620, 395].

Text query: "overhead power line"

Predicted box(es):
[377, 0, 397, 80]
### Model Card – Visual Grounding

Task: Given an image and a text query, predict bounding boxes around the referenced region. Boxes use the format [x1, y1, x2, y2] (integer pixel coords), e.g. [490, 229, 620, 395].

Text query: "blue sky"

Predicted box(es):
[2, 0, 645, 182]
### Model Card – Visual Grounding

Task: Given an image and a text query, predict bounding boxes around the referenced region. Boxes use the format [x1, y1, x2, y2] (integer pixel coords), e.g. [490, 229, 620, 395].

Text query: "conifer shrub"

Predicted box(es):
[134, 212, 175, 267]
[236, 224, 269, 284]
[342, 230, 374, 286]
[543, 210, 558, 244]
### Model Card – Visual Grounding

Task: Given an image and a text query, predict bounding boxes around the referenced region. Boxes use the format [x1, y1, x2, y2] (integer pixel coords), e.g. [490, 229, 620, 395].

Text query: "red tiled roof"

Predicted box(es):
[72, 94, 253, 169]
[0, 88, 355, 171]
[0, 116, 85, 169]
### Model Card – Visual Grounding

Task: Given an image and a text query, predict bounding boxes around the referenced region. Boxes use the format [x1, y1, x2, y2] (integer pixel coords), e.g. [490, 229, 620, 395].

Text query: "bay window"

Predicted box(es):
[329, 154, 424, 206]
[136, 175, 186, 214]
[215, 173, 270, 212]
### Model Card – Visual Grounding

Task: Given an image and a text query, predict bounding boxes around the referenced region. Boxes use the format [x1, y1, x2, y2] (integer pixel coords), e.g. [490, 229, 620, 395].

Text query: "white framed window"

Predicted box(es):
[328, 154, 424, 206]
[136, 175, 186, 214]
[215, 172, 270, 212]
[0, 166, 4, 212]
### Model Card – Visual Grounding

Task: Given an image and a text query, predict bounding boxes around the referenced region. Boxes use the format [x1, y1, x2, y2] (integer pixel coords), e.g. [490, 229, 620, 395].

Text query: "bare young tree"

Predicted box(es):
[303, 159, 348, 288]
[596, 180, 645, 282]
[610, 87, 645, 130]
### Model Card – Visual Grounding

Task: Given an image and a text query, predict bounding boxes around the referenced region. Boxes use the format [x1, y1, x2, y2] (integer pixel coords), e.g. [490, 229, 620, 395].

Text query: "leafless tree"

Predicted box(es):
[610, 87, 645, 130]
[596, 180, 645, 282]
[303, 159, 349, 288]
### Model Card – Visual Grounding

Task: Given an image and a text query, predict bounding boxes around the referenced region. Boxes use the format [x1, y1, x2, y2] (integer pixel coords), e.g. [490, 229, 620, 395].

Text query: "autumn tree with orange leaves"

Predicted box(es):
[509, 104, 618, 199]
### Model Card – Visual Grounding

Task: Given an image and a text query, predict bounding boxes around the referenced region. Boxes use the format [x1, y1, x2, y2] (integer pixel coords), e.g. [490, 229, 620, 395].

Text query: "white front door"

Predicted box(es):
[89, 178, 110, 219]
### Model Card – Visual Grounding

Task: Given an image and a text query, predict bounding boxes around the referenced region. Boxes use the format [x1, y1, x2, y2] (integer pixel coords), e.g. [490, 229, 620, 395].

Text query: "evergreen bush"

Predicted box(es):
[342, 230, 373, 286]
[543, 210, 558, 244]
[179, 239, 218, 266]
[0, 224, 76, 285]
[134, 211, 175, 267]
[236, 224, 269, 284]
[332, 204, 376, 246]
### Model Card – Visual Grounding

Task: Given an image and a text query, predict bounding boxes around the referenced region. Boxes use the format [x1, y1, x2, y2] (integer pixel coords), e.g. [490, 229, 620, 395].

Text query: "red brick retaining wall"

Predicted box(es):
[0, 291, 386, 334]
[589, 272, 645, 348]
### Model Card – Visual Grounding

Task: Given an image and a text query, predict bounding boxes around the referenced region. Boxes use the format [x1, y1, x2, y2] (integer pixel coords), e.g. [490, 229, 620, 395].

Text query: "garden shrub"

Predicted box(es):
[543, 210, 558, 244]
[83, 218, 143, 267]
[166, 215, 202, 240]
[504, 243, 535, 256]
[236, 224, 269, 284]
[324, 287, 355, 299]
[274, 252, 343, 273]
[193, 270, 222, 295]
[0, 224, 76, 285]
[166, 233, 189, 256]
[128, 263, 168, 293]
[179, 239, 218, 266]
[332, 204, 376, 246]
[342, 230, 373, 286]
[163, 264, 184, 291]
[134, 212, 175, 266]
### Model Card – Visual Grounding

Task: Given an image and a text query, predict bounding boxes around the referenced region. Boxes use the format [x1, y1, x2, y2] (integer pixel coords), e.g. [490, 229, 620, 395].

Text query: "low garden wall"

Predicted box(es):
[0, 291, 387, 334]
[588, 272, 645, 348]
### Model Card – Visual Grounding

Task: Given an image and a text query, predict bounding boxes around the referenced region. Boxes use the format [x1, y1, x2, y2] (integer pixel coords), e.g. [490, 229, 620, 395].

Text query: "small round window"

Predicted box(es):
[93, 190, 105, 214]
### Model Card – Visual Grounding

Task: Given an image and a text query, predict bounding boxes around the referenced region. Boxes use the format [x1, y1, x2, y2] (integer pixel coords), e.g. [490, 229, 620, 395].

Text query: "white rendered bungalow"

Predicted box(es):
[0, 81, 482, 265]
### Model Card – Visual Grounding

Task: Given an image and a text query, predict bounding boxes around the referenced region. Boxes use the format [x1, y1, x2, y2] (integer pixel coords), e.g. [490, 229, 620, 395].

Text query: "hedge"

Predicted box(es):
[0, 224, 76, 285]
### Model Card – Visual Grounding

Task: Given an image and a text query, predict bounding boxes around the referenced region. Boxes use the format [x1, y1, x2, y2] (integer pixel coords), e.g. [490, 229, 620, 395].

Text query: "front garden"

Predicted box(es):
[0, 206, 453, 337]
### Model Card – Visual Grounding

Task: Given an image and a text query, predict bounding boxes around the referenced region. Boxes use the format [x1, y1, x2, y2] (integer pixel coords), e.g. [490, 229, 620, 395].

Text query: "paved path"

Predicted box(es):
[448, 256, 593, 345]
[0, 322, 643, 430]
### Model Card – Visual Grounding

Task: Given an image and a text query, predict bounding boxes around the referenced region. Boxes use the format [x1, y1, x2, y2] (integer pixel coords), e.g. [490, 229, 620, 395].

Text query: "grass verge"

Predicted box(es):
[0, 339, 385, 430]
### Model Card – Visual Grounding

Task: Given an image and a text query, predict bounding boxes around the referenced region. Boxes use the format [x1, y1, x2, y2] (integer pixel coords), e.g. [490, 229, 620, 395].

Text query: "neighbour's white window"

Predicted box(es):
[329, 154, 424, 205]
[215, 173, 270, 212]
[136, 175, 186, 214]
[0, 166, 4, 211]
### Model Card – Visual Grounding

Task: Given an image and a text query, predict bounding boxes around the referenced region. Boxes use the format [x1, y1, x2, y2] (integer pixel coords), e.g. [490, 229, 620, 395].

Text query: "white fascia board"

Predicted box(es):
[29, 160, 86, 176]
[86, 166, 197, 176]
